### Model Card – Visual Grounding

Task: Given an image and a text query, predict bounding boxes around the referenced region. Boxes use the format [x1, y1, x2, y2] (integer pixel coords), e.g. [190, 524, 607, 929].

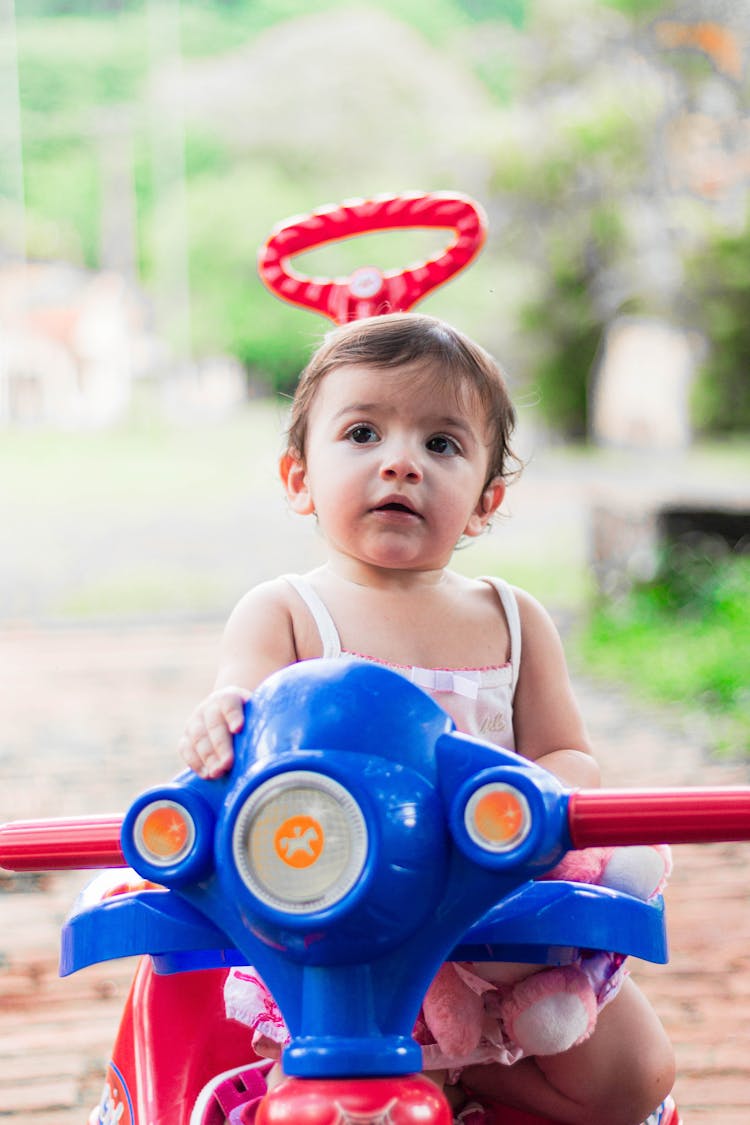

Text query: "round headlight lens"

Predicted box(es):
[133, 799, 196, 866]
[232, 771, 368, 914]
[464, 782, 531, 853]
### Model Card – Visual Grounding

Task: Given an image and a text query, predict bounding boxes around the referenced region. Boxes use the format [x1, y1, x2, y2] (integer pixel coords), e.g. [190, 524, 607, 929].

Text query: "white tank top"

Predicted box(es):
[283, 574, 521, 752]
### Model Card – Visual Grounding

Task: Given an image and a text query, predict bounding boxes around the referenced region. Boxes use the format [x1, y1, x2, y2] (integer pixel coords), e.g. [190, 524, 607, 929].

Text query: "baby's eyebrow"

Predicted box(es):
[332, 402, 383, 421]
[334, 404, 471, 428]
[431, 415, 473, 434]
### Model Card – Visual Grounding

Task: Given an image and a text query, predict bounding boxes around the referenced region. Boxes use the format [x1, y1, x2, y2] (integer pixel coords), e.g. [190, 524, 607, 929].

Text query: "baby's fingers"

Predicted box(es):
[178, 687, 251, 779]
[178, 717, 220, 778]
[220, 689, 250, 736]
[178, 730, 208, 777]
[179, 711, 229, 779]
[197, 700, 238, 776]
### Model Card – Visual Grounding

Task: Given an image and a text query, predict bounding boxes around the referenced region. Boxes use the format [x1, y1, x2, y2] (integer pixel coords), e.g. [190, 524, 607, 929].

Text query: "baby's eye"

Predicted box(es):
[426, 433, 460, 456]
[346, 424, 379, 445]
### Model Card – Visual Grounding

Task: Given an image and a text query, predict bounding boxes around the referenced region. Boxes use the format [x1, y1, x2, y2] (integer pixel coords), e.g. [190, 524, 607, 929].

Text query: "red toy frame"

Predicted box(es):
[257, 192, 487, 324]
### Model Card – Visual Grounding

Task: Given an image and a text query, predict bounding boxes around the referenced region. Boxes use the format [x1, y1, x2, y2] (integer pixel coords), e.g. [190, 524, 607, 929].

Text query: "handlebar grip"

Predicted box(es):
[257, 191, 487, 324]
[0, 816, 125, 871]
[569, 788, 750, 847]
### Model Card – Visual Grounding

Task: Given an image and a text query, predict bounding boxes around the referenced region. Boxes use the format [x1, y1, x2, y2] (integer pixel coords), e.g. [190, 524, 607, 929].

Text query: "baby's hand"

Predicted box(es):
[178, 686, 250, 778]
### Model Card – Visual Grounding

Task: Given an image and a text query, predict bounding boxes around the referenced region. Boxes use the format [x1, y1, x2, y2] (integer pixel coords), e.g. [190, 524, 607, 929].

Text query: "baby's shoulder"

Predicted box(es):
[475, 576, 559, 640]
[509, 585, 556, 629]
[215, 578, 300, 686]
[224, 577, 298, 635]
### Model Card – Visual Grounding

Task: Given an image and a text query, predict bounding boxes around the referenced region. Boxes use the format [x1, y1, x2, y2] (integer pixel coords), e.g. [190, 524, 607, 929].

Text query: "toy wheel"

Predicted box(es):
[257, 192, 487, 324]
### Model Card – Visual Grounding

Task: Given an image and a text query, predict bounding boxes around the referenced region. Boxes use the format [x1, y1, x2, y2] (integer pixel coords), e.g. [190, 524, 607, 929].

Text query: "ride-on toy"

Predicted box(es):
[2, 195, 749, 1125]
[2, 659, 750, 1124]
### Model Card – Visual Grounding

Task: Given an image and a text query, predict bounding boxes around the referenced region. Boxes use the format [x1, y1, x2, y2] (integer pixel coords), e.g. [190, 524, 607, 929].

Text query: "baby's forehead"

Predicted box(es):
[318, 360, 484, 418]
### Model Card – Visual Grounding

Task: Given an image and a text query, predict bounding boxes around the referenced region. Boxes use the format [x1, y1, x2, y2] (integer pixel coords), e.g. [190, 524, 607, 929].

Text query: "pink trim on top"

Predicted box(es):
[342, 650, 511, 674]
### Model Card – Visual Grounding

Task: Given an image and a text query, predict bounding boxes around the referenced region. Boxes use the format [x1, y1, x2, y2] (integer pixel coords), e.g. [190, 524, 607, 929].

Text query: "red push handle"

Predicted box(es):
[569, 788, 750, 848]
[257, 191, 487, 324]
[0, 816, 125, 871]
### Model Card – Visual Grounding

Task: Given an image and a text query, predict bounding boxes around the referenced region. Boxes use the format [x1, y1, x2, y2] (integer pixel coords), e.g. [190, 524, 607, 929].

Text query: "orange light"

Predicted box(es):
[274, 814, 325, 869]
[472, 787, 526, 846]
[140, 803, 191, 860]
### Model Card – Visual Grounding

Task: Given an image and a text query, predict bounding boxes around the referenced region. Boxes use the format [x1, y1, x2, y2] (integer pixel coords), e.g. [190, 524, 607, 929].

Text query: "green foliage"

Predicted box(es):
[520, 254, 601, 438]
[685, 220, 750, 434]
[178, 162, 320, 386]
[16, 14, 148, 113]
[13, 0, 525, 387]
[16, 1, 142, 17]
[396, 0, 527, 38]
[466, 0, 526, 26]
[177, 1, 345, 57]
[597, 0, 664, 17]
[15, 11, 147, 263]
[488, 63, 658, 435]
[579, 545, 750, 757]
[23, 140, 100, 265]
[9, 0, 750, 437]
[519, 206, 628, 436]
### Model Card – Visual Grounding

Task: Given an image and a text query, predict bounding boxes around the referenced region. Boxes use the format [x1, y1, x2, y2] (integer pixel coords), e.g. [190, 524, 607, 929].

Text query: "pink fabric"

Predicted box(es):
[224, 970, 290, 1055]
[415, 953, 627, 1076]
[223, 951, 627, 1076]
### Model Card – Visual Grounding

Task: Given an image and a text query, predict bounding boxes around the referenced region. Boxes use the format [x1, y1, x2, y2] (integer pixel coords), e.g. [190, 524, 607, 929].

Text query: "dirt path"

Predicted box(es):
[1, 624, 748, 1123]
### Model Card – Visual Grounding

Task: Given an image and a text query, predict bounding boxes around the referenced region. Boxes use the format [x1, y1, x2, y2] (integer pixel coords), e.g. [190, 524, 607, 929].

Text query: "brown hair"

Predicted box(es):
[285, 313, 520, 486]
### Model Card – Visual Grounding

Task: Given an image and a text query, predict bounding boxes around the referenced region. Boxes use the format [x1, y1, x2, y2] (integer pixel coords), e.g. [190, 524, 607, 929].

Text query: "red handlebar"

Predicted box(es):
[0, 816, 125, 871]
[257, 192, 487, 324]
[569, 788, 750, 847]
[2, 789, 749, 873]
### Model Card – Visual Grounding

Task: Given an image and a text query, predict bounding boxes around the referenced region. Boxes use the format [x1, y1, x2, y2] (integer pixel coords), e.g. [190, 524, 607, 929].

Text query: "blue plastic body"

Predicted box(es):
[62, 658, 668, 1079]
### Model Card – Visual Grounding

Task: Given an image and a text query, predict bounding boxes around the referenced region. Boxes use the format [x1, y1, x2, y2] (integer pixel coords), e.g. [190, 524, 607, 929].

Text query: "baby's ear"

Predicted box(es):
[279, 451, 315, 515]
[464, 478, 506, 538]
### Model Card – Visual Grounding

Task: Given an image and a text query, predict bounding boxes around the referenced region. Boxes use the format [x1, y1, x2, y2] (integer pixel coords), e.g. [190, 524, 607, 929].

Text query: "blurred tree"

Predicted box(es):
[139, 4, 513, 385]
[10, 0, 750, 432]
[685, 217, 750, 433]
[480, 0, 671, 434]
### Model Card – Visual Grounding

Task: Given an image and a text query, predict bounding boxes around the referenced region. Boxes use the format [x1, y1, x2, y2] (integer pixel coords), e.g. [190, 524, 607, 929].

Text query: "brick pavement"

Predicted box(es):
[1, 624, 748, 1123]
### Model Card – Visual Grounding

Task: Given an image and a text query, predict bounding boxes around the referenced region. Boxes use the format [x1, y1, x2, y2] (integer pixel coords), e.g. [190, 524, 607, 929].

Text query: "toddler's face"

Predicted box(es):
[282, 362, 505, 574]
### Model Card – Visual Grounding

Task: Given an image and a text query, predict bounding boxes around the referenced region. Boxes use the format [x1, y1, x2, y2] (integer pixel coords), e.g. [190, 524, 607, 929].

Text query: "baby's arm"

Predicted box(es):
[511, 589, 600, 789]
[179, 579, 299, 778]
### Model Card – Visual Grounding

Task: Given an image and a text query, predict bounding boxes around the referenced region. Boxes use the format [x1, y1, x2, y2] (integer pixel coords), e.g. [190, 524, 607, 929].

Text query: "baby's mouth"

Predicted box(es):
[372, 500, 421, 518]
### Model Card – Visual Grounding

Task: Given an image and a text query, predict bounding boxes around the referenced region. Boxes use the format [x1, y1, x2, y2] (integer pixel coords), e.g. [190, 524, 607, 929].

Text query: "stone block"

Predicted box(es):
[590, 500, 750, 598]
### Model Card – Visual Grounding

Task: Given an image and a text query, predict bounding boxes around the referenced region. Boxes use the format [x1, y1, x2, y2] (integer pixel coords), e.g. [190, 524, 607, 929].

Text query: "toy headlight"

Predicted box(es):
[133, 799, 196, 866]
[464, 782, 531, 853]
[232, 770, 368, 915]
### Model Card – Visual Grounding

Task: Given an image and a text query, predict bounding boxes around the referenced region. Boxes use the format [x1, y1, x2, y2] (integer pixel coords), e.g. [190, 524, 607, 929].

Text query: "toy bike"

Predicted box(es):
[2, 658, 750, 1124]
[2, 195, 748, 1124]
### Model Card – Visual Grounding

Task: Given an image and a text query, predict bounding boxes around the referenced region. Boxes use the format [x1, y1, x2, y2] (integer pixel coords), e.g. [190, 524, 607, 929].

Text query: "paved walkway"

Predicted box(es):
[0, 420, 747, 1121]
[0, 624, 748, 1123]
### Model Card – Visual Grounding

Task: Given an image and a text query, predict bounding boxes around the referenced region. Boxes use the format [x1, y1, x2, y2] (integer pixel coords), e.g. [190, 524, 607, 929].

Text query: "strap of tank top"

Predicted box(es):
[481, 576, 522, 693]
[282, 574, 343, 658]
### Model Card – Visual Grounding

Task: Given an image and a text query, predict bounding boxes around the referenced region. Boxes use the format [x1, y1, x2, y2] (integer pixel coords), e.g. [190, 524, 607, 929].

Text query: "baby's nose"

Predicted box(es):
[379, 444, 423, 481]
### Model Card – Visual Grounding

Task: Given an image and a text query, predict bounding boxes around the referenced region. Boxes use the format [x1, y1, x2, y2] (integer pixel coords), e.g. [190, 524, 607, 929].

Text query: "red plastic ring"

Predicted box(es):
[257, 192, 487, 324]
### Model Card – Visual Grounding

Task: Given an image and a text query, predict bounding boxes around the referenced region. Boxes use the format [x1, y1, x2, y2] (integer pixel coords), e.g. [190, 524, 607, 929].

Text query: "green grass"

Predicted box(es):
[0, 397, 287, 512]
[0, 398, 292, 620]
[56, 569, 225, 618]
[576, 552, 750, 758]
